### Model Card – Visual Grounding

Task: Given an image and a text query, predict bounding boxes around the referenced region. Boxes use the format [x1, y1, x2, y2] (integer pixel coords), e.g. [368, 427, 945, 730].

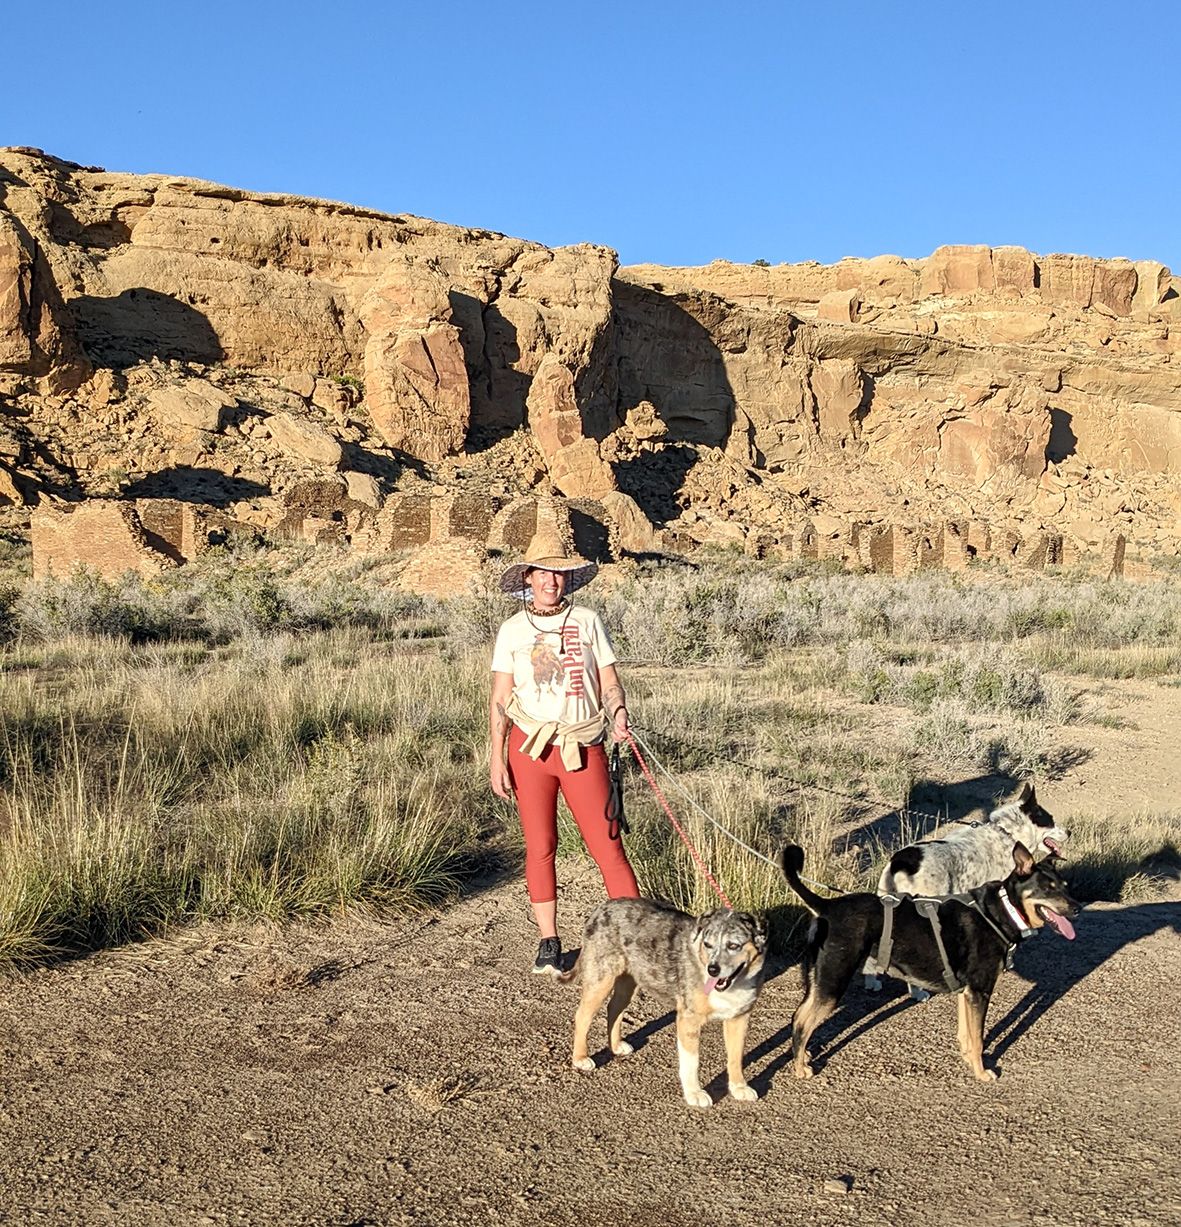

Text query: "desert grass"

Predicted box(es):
[1, 554, 1178, 969]
[0, 629, 495, 969]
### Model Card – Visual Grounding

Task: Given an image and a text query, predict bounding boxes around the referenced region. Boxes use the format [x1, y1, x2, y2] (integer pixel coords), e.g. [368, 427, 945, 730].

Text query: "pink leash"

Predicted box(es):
[625, 730, 733, 909]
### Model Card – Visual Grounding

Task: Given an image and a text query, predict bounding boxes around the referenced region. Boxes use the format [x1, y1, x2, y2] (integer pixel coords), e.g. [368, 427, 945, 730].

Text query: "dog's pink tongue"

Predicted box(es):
[1043, 909, 1076, 940]
[704, 976, 720, 994]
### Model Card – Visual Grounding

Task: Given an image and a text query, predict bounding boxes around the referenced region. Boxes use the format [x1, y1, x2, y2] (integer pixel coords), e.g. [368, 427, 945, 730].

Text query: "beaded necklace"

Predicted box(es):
[523, 598, 573, 640]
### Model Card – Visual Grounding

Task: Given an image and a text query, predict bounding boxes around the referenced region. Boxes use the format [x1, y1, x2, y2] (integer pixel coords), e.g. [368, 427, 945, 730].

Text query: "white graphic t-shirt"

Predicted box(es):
[491, 606, 617, 727]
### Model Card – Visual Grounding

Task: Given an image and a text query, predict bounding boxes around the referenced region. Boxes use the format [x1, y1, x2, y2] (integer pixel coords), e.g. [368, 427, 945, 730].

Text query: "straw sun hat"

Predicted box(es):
[499, 527, 598, 600]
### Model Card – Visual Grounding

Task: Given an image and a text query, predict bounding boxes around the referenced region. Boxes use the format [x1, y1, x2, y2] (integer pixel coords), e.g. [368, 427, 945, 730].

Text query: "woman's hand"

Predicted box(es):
[490, 760, 514, 799]
[611, 705, 630, 744]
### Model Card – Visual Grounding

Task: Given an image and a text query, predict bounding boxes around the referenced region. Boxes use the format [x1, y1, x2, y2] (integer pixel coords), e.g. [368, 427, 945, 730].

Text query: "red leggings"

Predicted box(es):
[508, 724, 640, 904]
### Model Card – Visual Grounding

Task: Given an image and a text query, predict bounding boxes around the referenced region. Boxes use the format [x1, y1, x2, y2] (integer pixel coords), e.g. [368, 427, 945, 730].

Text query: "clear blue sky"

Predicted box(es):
[5, 1, 1179, 270]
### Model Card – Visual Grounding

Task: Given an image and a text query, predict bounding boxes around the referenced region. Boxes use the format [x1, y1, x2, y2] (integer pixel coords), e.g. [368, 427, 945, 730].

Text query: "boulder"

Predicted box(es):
[527, 354, 616, 498]
[992, 247, 1037, 296]
[343, 471, 382, 509]
[1132, 262, 1170, 311]
[0, 462, 27, 505]
[360, 260, 470, 461]
[0, 215, 29, 370]
[266, 411, 343, 466]
[147, 379, 235, 432]
[548, 437, 617, 499]
[816, 288, 860, 323]
[920, 245, 995, 296]
[812, 359, 868, 442]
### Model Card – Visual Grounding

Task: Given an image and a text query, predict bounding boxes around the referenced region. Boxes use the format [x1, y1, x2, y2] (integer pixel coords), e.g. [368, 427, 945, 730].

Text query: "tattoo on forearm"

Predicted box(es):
[602, 684, 625, 717]
[495, 702, 509, 737]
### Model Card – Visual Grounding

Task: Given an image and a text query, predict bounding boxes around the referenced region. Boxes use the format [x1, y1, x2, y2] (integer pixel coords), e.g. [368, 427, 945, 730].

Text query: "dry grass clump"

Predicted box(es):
[0, 632, 494, 969]
[596, 564, 1181, 668]
[1052, 811, 1181, 903]
[7, 545, 441, 645]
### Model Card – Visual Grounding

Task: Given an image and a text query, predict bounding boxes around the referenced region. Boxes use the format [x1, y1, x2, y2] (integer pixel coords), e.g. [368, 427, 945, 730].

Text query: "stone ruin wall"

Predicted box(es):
[28, 490, 1130, 592]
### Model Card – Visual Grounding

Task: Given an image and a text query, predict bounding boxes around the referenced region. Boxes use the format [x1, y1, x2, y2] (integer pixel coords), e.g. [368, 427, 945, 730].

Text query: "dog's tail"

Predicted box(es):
[556, 951, 582, 984]
[780, 844, 830, 917]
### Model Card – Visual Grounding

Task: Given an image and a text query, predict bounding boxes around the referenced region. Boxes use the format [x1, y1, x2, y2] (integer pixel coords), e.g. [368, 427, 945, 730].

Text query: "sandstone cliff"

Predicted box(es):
[3, 147, 1179, 583]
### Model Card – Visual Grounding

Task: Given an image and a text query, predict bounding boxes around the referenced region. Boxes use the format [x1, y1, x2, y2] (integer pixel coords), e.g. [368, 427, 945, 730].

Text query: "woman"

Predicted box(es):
[490, 531, 639, 975]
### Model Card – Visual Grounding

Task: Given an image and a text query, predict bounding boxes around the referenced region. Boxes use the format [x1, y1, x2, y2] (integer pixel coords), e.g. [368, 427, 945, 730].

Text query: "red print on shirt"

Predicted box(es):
[561, 624, 585, 698]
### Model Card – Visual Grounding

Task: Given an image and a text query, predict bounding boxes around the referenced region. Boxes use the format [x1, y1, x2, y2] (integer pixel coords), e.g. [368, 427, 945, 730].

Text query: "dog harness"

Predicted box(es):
[866, 888, 1032, 992]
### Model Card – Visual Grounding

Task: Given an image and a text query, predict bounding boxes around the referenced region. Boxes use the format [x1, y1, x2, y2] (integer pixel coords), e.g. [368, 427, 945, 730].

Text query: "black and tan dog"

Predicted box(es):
[782, 842, 1079, 1082]
[560, 898, 767, 1108]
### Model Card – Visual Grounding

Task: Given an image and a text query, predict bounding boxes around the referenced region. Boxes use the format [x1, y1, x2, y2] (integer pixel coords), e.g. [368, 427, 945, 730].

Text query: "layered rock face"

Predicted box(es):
[3, 148, 1180, 578]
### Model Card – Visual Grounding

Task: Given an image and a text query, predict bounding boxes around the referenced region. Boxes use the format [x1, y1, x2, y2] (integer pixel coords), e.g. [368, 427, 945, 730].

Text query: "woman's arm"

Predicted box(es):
[599, 663, 629, 743]
[489, 670, 515, 798]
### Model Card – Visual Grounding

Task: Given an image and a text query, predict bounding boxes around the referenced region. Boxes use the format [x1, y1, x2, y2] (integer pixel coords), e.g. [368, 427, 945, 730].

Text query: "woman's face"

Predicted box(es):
[526, 568, 567, 608]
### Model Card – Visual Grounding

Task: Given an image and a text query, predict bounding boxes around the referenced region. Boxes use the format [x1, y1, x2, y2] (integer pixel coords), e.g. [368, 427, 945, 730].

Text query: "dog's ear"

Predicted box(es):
[1012, 841, 1035, 877]
[744, 913, 768, 952]
[1017, 780, 1036, 809]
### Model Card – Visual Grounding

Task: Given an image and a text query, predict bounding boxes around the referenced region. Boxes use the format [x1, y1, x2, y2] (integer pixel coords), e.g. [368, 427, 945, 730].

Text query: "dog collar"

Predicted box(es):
[997, 887, 1034, 939]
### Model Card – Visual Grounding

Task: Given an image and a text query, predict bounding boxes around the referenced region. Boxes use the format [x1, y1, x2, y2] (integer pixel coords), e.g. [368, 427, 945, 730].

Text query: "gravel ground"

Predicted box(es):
[1, 858, 1178, 1227]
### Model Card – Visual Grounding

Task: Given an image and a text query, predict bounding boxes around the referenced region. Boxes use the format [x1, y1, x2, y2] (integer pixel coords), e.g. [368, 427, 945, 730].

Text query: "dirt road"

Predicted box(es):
[1, 860, 1178, 1227]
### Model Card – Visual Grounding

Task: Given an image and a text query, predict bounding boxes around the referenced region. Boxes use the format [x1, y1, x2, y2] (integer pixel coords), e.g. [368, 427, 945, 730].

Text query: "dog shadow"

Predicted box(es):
[739, 899, 1181, 1090]
[841, 751, 1094, 859]
[742, 981, 919, 1093]
[986, 899, 1181, 1061]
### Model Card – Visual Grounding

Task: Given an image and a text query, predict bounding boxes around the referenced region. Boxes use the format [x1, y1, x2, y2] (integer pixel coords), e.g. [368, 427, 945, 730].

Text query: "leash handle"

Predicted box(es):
[606, 743, 629, 839]
[625, 731, 733, 909]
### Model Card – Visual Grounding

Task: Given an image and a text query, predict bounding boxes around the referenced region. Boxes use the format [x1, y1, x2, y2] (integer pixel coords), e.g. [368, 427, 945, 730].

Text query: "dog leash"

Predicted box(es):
[606, 743, 630, 840]
[633, 723, 976, 834]
[625, 728, 843, 897]
[624, 730, 734, 908]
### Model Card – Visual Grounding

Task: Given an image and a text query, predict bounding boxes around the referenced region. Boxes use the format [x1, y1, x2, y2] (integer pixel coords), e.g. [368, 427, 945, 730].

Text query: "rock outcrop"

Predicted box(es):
[3, 147, 1180, 582]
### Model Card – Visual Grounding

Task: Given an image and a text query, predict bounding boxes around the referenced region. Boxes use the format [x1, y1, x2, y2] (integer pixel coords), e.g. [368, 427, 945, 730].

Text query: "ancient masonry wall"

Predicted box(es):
[32, 502, 177, 580]
[30, 495, 1129, 583]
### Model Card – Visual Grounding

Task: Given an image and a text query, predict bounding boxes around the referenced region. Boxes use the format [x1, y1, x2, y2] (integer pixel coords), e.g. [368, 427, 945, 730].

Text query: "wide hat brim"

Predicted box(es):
[499, 555, 599, 600]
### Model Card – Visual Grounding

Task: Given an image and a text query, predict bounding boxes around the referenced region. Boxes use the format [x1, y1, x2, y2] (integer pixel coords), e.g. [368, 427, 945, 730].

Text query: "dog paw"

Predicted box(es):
[975, 1068, 998, 1083]
[864, 976, 882, 993]
[793, 1063, 814, 1080]
[683, 1089, 713, 1109]
[729, 1083, 758, 1102]
[572, 1056, 596, 1072]
[612, 1041, 634, 1057]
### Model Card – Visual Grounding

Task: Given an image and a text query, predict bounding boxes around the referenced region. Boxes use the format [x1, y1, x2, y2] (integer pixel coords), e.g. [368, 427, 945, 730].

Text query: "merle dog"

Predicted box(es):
[560, 899, 767, 1108]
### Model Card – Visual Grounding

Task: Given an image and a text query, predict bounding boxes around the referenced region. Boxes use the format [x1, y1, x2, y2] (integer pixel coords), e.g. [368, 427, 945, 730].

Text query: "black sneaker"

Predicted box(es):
[533, 937, 562, 976]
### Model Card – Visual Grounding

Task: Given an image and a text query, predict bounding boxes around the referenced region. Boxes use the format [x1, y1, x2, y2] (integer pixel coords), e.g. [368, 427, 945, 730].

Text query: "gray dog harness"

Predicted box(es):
[867, 889, 1030, 993]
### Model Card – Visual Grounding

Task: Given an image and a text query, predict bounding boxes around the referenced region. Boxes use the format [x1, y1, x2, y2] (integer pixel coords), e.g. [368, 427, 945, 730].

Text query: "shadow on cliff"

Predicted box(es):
[450, 292, 532, 452]
[452, 279, 742, 532]
[1047, 407, 1078, 463]
[70, 289, 223, 369]
[124, 468, 269, 506]
[609, 279, 738, 527]
[340, 442, 428, 484]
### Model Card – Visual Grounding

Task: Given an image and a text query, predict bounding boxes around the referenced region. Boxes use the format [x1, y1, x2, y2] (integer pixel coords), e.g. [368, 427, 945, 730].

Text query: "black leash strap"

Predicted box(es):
[606, 743, 630, 839]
